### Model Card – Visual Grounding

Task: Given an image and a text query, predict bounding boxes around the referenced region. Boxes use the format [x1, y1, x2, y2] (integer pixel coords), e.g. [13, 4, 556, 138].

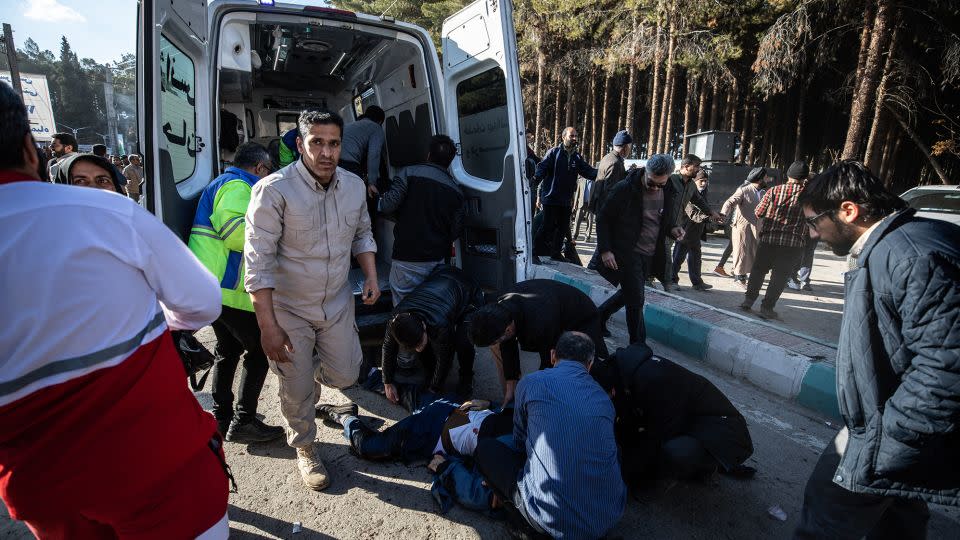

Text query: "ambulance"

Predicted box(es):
[137, 0, 531, 347]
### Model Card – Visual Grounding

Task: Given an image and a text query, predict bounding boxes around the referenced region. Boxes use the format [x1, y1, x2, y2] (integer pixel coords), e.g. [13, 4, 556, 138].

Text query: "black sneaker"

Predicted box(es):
[225, 418, 285, 444]
[801, 283, 813, 292]
[692, 283, 713, 291]
[315, 402, 359, 425]
[216, 417, 231, 438]
[758, 307, 780, 320]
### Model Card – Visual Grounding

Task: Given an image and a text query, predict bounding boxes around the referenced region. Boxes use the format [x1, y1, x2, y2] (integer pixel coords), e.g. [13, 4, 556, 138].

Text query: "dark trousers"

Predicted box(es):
[672, 237, 705, 286]
[210, 306, 269, 424]
[793, 236, 819, 284]
[661, 436, 719, 480]
[745, 243, 803, 309]
[718, 239, 733, 267]
[599, 254, 652, 344]
[534, 204, 572, 258]
[347, 399, 458, 461]
[475, 438, 549, 537]
[795, 430, 930, 539]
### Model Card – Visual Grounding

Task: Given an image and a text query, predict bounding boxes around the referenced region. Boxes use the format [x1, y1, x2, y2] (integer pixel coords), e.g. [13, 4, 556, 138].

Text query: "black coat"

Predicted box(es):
[834, 209, 960, 506]
[595, 168, 674, 291]
[597, 344, 753, 485]
[381, 265, 484, 388]
[495, 279, 604, 380]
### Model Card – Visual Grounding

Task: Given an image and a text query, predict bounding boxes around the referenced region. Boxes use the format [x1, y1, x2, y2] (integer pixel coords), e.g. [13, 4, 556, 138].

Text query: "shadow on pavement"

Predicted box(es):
[229, 504, 336, 539]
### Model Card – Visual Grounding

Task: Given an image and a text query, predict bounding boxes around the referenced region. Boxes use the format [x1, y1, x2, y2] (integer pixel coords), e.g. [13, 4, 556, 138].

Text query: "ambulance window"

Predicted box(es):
[456, 67, 508, 182]
[277, 114, 298, 136]
[159, 35, 197, 183]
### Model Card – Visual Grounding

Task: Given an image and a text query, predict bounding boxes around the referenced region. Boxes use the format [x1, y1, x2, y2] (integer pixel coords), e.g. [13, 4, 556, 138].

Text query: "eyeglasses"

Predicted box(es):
[805, 209, 834, 231]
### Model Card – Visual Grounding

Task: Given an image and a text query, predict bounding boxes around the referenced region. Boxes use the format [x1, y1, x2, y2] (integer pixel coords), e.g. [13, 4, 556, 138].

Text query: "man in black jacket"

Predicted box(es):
[380, 265, 484, 403]
[379, 135, 463, 306]
[592, 343, 754, 487]
[468, 279, 607, 405]
[795, 161, 960, 538]
[595, 154, 686, 343]
[533, 127, 597, 263]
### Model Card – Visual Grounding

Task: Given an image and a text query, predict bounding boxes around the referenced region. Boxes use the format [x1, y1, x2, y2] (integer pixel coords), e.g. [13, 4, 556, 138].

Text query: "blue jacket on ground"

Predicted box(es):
[534, 145, 597, 207]
[834, 208, 960, 506]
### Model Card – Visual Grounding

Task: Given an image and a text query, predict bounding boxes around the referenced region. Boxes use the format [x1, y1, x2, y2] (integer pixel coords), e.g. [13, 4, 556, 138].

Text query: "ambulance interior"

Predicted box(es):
[215, 14, 441, 343]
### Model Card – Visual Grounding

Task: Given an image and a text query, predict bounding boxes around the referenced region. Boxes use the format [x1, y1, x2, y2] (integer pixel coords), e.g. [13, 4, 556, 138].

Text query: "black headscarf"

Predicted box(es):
[54, 153, 126, 194]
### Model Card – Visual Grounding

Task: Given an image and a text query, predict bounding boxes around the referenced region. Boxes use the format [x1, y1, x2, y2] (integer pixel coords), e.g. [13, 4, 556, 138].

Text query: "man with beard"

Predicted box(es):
[794, 160, 960, 538]
[245, 109, 379, 491]
[532, 127, 597, 263]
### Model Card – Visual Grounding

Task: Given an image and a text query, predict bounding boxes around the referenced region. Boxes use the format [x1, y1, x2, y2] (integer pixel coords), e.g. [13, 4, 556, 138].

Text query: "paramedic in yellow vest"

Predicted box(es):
[188, 142, 285, 444]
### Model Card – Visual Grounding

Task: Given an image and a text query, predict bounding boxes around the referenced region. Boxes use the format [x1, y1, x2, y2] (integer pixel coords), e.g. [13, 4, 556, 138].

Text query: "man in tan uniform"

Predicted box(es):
[244, 110, 379, 491]
[721, 167, 768, 288]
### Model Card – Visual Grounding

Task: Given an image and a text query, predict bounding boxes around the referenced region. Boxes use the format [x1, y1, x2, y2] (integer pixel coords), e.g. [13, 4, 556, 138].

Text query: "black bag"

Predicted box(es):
[172, 330, 217, 391]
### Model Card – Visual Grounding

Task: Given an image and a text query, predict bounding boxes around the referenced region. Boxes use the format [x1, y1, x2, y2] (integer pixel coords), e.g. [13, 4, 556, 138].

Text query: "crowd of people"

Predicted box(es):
[1, 74, 958, 539]
[34, 131, 145, 202]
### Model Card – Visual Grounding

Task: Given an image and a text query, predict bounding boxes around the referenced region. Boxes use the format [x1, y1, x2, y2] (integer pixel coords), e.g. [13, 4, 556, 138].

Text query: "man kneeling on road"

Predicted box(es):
[380, 265, 485, 403]
[474, 332, 625, 539]
[591, 343, 755, 490]
[467, 279, 608, 405]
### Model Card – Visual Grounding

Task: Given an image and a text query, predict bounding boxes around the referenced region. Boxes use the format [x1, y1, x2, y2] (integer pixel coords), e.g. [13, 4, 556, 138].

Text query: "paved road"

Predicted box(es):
[574, 232, 846, 346]
[3, 313, 958, 538]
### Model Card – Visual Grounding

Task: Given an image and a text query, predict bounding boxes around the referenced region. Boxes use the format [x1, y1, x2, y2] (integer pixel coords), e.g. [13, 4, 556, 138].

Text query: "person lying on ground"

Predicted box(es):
[591, 343, 756, 492]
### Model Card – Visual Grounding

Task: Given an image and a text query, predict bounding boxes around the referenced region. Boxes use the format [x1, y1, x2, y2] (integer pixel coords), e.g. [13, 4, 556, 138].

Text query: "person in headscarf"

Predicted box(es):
[720, 167, 768, 288]
[54, 153, 127, 195]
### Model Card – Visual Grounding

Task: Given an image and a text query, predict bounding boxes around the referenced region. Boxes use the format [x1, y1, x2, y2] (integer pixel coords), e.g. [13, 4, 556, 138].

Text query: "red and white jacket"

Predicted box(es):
[0, 181, 222, 523]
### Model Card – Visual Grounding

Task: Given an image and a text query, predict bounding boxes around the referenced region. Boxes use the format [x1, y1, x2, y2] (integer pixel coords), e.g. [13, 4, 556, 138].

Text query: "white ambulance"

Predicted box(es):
[137, 0, 531, 345]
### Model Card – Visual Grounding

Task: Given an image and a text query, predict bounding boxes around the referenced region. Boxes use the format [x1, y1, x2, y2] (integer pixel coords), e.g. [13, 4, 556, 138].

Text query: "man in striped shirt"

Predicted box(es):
[474, 332, 625, 539]
[740, 160, 810, 319]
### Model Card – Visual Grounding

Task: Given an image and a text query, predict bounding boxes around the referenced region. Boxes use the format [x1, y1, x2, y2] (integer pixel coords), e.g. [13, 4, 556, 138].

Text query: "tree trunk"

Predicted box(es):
[878, 125, 897, 186]
[748, 104, 760, 164]
[564, 69, 575, 128]
[553, 72, 561, 147]
[660, 72, 678, 154]
[533, 48, 546, 153]
[794, 81, 809, 161]
[739, 97, 752, 164]
[854, 1, 877, 83]
[864, 24, 899, 171]
[582, 72, 596, 160]
[617, 81, 627, 133]
[709, 83, 723, 131]
[842, 0, 894, 159]
[591, 73, 600, 161]
[681, 76, 695, 154]
[697, 81, 710, 131]
[599, 70, 612, 158]
[887, 107, 949, 184]
[647, 35, 663, 155]
[626, 63, 637, 138]
[655, 24, 676, 154]
[725, 79, 738, 132]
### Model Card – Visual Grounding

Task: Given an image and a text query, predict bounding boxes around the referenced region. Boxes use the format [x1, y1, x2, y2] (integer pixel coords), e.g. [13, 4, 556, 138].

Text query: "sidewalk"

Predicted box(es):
[542, 230, 846, 420]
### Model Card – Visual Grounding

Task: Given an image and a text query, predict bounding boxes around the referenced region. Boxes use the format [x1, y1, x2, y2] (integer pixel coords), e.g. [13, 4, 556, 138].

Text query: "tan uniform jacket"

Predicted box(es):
[244, 159, 377, 322]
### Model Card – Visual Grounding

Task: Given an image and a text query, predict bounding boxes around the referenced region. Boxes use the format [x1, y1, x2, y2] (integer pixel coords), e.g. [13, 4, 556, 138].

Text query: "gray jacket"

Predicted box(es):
[833, 208, 960, 506]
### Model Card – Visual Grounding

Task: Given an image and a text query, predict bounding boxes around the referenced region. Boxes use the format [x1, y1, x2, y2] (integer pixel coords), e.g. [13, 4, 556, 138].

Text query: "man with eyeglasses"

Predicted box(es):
[794, 160, 960, 538]
[595, 153, 686, 344]
[188, 141, 285, 444]
[739, 160, 810, 319]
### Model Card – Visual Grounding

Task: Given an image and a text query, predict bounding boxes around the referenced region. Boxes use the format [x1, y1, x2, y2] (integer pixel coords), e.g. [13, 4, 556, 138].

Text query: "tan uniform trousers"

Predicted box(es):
[269, 301, 362, 448]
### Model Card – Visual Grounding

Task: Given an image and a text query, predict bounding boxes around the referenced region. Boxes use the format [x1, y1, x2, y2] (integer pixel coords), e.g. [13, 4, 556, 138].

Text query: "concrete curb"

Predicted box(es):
[532, 265, 841, 420]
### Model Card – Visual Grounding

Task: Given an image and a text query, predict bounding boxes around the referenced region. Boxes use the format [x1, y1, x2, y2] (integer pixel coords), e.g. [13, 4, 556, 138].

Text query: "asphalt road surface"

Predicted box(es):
[2, 313, 958, 539]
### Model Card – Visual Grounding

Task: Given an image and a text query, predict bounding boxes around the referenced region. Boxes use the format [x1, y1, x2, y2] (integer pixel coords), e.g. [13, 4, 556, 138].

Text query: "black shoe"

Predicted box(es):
[226, 418, 285, 443]
[216, 417, 231, 438]
[801, 283, 813, 292]
[739, 300, 753, 311]
[692, 282, 713, 291]
[722, 464, 757, 479]
[315, 402, 359, 425]
[758, 307, 780, 320]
